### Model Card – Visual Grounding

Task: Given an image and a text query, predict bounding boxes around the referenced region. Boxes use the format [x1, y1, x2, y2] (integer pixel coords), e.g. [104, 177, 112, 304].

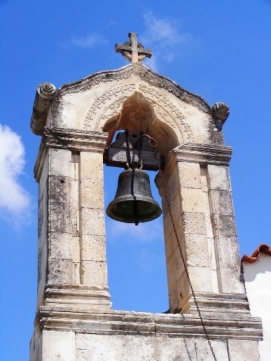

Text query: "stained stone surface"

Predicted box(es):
[30, 63, 262, 360]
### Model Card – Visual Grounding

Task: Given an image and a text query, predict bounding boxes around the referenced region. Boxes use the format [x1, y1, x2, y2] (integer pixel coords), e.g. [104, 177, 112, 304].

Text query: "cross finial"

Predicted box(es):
[115, 32, 152, 63]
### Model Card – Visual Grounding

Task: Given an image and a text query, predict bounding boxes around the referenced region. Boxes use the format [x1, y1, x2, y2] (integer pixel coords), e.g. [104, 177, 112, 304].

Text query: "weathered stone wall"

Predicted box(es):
[32, 330, 260, 361]
[30, 309, 261, 361]
[156, 143, 245, 312]
[30, 63, 262, 360]
[33, 134, 112, 312]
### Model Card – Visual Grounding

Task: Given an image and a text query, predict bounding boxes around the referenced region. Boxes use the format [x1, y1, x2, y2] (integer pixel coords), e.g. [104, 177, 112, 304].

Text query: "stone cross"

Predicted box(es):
[115, 32, 152, 63]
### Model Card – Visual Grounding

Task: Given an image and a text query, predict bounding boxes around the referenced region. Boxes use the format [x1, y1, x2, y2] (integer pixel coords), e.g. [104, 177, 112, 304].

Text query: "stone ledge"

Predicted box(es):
[43, 128, 107, 151]
[173, 143, 232, 166]
[34, 129, 107, 181]
[43, 285, 112, 310]
[34, 307, 262, 341]
[180, 292, 251, 315]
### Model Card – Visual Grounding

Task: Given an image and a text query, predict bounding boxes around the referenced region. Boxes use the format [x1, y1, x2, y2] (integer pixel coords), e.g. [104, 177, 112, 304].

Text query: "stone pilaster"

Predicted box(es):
[33, 128, 111, 314]
[156, 143, 246, 313]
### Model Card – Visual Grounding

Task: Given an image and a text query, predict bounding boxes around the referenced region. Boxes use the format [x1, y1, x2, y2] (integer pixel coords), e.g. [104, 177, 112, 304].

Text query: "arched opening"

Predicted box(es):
[102, 91, 187, 313]
[104, 163, 168, 313]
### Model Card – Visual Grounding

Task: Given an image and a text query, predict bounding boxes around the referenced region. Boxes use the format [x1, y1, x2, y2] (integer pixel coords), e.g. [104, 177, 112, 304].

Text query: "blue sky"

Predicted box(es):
[0, 1, 270, 360]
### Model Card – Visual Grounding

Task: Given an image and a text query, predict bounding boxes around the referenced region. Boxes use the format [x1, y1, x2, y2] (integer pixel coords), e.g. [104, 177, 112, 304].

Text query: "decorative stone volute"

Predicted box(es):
[211, 102, 230, 131]
[31, 82, 56, 135]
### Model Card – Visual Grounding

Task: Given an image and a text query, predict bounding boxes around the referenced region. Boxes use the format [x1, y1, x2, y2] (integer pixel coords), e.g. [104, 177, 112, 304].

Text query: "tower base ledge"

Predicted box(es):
[32, 306, 262, 341]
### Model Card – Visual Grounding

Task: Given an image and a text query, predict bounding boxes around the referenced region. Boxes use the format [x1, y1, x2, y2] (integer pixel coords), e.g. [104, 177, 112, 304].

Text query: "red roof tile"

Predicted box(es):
[241, 244, 271, 263]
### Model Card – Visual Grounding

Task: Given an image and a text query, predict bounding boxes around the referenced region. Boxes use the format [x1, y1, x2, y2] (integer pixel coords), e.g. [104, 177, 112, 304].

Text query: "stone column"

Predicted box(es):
[207, 163, 245, 294]
[34, 129, 111, 312]
[79, 151, 109, 291]
[157, 143, 246, 313]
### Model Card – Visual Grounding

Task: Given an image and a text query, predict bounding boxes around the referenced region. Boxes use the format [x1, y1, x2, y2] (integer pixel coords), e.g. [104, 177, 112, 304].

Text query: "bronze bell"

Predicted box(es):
[106, 168, 162, 225]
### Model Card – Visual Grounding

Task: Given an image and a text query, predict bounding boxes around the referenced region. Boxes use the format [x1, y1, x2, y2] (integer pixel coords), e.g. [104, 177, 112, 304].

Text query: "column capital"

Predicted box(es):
[172, 143, 232, 166]
[34, 128, 107, 181]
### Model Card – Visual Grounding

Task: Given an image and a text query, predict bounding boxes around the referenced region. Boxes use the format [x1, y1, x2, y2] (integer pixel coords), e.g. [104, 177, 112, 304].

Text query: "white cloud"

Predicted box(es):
[141, 12, 191, 71]
[106, 218, 163, 244]
[71, 33, 107, 48]
[142, 12, 183, 46]
[0, 124, 31, 216]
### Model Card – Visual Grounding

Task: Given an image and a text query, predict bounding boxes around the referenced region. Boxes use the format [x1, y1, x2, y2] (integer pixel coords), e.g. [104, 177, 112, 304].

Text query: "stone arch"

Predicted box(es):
[83, 85, 195, 158]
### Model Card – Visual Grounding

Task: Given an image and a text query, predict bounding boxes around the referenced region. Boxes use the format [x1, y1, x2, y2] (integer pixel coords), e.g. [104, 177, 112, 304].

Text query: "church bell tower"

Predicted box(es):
[30, 33, 262, 361]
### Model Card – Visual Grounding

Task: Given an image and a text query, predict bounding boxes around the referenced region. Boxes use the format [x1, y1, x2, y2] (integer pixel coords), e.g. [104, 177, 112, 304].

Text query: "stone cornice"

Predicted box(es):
[173, 143, 233, 166]
[35, 306, 262, 341]
[30, 65, 216, 138]
[159, 143, 232, 185]
[34, 128, 107, 181]
[56, 64, 211, 114]
[166, 143, 232, 170]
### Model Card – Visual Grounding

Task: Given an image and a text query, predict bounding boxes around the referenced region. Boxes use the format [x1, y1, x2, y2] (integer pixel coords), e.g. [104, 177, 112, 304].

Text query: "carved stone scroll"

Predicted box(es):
[31, 82, 56, 135]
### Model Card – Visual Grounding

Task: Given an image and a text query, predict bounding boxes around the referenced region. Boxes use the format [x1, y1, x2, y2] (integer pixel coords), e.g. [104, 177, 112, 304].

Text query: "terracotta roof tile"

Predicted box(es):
[241, 244, 271, 263]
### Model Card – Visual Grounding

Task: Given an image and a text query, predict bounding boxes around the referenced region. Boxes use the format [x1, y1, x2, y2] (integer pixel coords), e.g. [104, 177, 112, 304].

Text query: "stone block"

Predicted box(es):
[162, 196, 182, 224]
[200, 165, 208, 192]
[205, 214, 214, 239]
[43, 330, 75, 361]
[80, 178, 104, 209]
[185, 234, 211, 268]
[161, 170, 181, 203]
[210, 189, 234, 215]
[208, 164, 231, 191]
[182, 212, 207, 235]
[219, 266, 245, 294]
[81, 208, 105, 236]
[168, 288, 181, 312]
[228, 340, 260, 361]
[48, 175, 71, 234]
[188, 266, 214, 293]
[69, 179, 80, 236]
[216, 235, 240, 269]
[39, 154, 49, 193]
[74, 329, 229, 361]
[163, 215, 182, 241]
[167, 272, 189, 311]
[81, 260, 108, 287]
[177, 272, 190, 298]
[80, 151, 103, 178]
[167, 251, 186, 284]
[38, 185, 48, 245]
[217, 215, 237, 237]
[206, 340, 229, 361]
[178, 162, 201, 189]
[48, 232, 80, 263]
[76, 334, 153, 361]
[49, 148, 73, 177]
[30, 334, 42, 361]
[181, 187, 209, 213]
[37, 241, 47, 307]
[47, 258, 74, 285]
[81, 235, 106, 262]
[164, 234, 182, 264]
[71, 261, 81, 285]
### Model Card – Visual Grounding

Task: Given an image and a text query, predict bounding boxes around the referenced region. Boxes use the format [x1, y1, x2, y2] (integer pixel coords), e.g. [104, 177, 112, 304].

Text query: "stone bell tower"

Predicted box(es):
[30, 33, 262, 360]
